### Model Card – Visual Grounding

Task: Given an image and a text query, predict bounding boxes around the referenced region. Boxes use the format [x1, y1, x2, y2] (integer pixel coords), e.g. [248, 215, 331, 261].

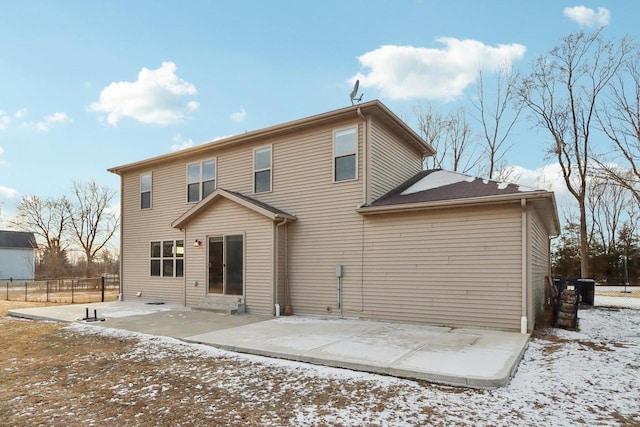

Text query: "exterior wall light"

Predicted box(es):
[194, 239, 202, 247]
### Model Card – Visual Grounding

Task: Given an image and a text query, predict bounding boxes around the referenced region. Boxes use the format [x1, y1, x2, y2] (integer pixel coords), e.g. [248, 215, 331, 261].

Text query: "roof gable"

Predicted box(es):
[0, 230, 38, 249]
[171, 189, 296, 229]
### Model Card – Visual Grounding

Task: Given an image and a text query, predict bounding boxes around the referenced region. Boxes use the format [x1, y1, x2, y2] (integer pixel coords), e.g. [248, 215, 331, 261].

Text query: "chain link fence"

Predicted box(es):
[0, 277, 120, 304]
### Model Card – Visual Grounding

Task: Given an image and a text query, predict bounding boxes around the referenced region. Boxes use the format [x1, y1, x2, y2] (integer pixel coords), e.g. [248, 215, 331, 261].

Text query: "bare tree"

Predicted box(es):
[446, 108, 479, 173]
[518, 30, 632, 277]
[471, 68, 523, 179]
[67, 180, 120, 277]
[415, 103, 448, 170]
[596, 54, 640, 207]
[10, 195, 70, 249]
[10, 196, 72, 278]
[415, 105, 479, 173]
[586, 177, 629, 253]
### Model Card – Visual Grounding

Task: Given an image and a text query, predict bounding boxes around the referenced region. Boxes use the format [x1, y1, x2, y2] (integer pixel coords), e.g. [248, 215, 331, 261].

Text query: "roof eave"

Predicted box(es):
[357, 191, 555, 215]
[108, 100, 432, 175]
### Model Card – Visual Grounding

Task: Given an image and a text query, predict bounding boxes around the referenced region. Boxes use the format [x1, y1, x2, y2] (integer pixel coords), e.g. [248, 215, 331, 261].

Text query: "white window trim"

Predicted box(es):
[253, 145, 272, 194]
[140, 172, 152, 210]
[150, 239, 184, 278]
[332, 126, 358, 183]
[186, 158, 217, 203]
[206, 232, 246, 297]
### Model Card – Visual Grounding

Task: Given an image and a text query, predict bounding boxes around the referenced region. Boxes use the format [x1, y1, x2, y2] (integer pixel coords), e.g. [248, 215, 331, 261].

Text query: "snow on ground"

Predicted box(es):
[65, 306, 640, 426]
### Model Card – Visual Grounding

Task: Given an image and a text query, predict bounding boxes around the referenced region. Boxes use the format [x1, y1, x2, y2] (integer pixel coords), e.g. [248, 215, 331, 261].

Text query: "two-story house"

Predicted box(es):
[109, 100, 559, 333]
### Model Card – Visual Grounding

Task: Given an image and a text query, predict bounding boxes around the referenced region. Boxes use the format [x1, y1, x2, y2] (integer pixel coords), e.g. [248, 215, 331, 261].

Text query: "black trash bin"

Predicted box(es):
[576, 278, 595, 306]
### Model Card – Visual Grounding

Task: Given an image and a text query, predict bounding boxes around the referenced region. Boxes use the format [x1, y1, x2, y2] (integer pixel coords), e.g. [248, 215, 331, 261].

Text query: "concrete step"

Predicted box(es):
[193, 296, 245, 315]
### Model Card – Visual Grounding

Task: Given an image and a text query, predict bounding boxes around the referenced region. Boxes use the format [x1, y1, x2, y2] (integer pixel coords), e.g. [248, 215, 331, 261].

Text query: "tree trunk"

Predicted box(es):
[579, 199, 589, 278]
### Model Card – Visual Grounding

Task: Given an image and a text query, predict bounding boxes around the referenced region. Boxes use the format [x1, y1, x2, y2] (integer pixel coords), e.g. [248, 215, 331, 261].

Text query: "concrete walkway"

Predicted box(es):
[8, 301, 529, 388]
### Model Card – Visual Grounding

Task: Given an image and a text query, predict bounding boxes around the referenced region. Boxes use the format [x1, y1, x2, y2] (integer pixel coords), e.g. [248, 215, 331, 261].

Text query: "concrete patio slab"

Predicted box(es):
[8, 302, 529, 388]
[185, 316, 529, 388]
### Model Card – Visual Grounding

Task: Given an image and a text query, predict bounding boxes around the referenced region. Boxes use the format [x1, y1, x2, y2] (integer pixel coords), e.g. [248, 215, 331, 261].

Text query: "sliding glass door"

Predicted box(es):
[208, 235, 243, 296]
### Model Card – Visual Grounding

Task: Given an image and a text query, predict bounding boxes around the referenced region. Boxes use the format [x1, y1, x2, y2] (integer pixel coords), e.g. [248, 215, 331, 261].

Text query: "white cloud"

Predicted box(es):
[0, 111, 10, 130]
[352, 39, 526, 101]
[89, 61, 199, 126]
[0, 185, 18, 199]
[14, 108, 27, 119]
[505, 163, 575, 212]
[230, 106, 247, 122]
[563, 6, 610, 27]
[170, 133, 194, 151]
[24, 111, 72, 132]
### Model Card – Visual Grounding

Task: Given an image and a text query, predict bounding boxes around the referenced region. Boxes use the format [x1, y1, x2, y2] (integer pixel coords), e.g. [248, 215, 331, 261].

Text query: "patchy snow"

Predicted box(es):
[401, 170, 474, 195]
[401, 170, 539, 195]
[64, 307, 640, 425]
[596, 295, 640, 309]
[517, 183, 539, 192]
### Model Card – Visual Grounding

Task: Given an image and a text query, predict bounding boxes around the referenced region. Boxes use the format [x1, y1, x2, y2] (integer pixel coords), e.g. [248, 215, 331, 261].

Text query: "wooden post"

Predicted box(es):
[101, 277, 105, 302]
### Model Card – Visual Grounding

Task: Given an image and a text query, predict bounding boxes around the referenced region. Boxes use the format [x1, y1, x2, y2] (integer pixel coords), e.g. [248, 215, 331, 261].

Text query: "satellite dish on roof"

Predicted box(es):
[350, 79, 363, 105]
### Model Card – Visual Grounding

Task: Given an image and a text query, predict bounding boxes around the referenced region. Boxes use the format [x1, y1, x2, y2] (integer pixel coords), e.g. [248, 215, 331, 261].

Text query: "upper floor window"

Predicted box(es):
[254, 146, 272, 193]
[334, 128, 357, 181]
[150, 240, 184, 277]
[187, 159, 216, 202]
[140, 172, 152, 209]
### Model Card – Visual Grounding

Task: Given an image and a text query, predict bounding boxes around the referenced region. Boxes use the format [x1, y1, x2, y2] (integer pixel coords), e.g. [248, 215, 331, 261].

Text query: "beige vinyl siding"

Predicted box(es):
[120, 166, 190, 304]
[369, 121, 423, 202]
[529, 206, 551, 327]
[253, 121, 365, 316]
[119, 118, 366, 313]
[360, 204, 523, 331]
[184, 198, 274, 314]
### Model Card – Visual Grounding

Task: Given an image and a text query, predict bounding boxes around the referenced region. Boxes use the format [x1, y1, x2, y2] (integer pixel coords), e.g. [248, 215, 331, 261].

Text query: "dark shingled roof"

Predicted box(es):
[224, 190, 296, 218]
[369, 169, 543, 207]
[0, 230, 38, 249]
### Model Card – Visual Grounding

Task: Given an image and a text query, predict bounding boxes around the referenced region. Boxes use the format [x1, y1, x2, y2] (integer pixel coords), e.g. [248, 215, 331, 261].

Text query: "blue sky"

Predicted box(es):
[0, 1, 637, 223]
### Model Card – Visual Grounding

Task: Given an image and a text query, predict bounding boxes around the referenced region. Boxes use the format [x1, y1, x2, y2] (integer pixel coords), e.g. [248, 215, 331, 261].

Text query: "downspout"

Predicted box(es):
[118, 177, 124, 301]
[520, 198, 528, 334]
[183, 227, 187, 307]
[275, 218, 289, 316]
[356, 107, 369, 205]
[356, 108, 368, 316]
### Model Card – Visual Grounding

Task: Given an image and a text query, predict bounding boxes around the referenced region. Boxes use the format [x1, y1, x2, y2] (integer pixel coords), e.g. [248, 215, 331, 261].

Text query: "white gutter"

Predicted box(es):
[357, 190, 553, 215]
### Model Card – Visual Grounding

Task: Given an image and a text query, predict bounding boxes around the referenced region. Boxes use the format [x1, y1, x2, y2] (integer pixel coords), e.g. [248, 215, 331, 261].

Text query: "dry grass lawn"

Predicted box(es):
[1, 301, 638, 426]
[0, 301, 428, 426]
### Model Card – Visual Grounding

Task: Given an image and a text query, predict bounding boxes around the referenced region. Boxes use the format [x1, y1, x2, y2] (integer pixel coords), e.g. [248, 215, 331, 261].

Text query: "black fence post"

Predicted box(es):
[24, 282, 27, 302]
[101, 277, 105, 302]
[5, 282, 8, 301]
[46, 281, 49, 303]
[71, 279, 75, 304]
